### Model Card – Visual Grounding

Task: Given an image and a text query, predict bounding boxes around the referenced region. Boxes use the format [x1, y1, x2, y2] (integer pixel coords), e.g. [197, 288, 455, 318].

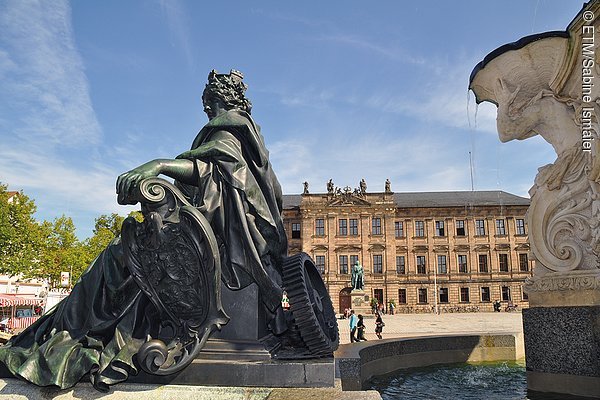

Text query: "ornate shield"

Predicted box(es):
[121, 178, 229, 375]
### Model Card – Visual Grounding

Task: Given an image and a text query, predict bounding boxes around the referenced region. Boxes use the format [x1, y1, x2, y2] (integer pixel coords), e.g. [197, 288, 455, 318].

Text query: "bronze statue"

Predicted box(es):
[0, 70, 338, 391]
[303, 181, 309, 194]
[351, 261, 364, 290]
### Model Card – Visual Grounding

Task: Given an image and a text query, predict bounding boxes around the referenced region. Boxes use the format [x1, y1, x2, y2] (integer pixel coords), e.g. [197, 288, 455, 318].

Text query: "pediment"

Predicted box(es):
[433, 245, 449, 253]
[515, 243, 530, 250]
[454, 245, 470, 252]
[335, 244, 362, 252]
[312, 244, 328, 252]
[368, 244, 386, 252]
[412, 245, 429, 252]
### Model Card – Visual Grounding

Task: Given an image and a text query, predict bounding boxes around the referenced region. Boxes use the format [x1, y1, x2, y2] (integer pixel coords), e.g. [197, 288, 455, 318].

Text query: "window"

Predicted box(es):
[416, 255, 426, 274]
[339, 255, 348, 274]
[501, 286, 511, 301]
[396, 256, 406, 274]
[349, 219, 359, 236]
[481, 286, 491, 302]
[291, 223, 301, 239]
[372, 217, 382, 235]
[456, 220, 466, 236]
[437, 255, 447, 274]
[315, 218, 325, 236]
[458, 254, 468, 273]
[475, 219, 486, 236]
[460, 287, 470, 302]
[418, 288, 428, 304]
[522, 288, 529, 300]
[373, 255, 383, 274]
[315, 255, 325, 274]
[338, 219, 347, 236]
[415, 221, 425, 237]
[435, 220, 445, 236]
[496, 219, 506, 235]
[499, 253, 509, 272]
[439, 288, 449, 303]
[374, 289, 384, 305]
[398, 289, 407, 304]
[350, 255, 359, 269]
[519, 254, 529, 271]
[516, 219, 526, 235]
[478, 254, 488, 273]
[395, 221, 404, 238]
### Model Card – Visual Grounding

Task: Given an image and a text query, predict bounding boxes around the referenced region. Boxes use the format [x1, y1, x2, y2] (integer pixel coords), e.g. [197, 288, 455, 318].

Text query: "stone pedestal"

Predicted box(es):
[349, 290, 371, 316]
[210, 282, 273, 358]
[522, 272, 600, 398]
[523, 305, 600, 398]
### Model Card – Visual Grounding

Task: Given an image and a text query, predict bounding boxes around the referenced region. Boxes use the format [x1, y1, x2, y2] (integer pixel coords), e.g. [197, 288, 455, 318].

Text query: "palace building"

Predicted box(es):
[281, 182, 532, 314]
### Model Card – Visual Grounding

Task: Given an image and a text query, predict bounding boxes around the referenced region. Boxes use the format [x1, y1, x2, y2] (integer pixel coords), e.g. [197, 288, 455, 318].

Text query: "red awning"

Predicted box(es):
[0, 294, 41, 307]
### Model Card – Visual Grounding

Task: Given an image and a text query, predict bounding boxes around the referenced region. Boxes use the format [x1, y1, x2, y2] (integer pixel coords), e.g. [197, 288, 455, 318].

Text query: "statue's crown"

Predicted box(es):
[207, 69, 245, 88]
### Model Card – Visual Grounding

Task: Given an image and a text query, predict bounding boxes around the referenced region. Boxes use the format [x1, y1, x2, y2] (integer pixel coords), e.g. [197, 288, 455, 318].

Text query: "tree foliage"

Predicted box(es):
[0, 183, 139, 288]
[0, 183, 46, 278]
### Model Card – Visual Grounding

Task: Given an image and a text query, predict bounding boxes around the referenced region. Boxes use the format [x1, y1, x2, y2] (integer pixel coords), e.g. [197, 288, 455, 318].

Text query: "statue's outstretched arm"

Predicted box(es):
[116, 158, 196, 205]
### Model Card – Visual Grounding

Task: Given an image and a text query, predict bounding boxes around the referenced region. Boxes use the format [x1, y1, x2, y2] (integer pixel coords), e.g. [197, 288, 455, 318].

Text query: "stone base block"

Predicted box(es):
[349, 291, 371, 316]
[127, 357, 335, 388]
[523, 306, 600, 398]
[0, 378, 382, 400]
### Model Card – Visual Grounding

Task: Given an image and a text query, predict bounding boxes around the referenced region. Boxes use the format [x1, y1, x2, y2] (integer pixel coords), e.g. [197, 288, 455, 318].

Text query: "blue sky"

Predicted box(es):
[0, 0, 585, 238]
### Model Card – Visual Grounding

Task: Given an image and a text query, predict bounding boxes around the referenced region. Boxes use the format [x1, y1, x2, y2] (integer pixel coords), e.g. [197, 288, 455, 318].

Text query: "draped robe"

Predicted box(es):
[0, 109, 288, 390]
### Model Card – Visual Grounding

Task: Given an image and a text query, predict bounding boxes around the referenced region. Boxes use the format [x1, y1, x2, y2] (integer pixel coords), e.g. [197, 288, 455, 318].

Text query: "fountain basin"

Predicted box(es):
[335, 332, 523, 391]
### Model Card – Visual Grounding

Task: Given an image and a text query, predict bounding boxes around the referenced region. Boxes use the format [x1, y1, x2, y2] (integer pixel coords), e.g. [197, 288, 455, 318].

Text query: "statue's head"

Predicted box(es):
[202, 69, 252, 119]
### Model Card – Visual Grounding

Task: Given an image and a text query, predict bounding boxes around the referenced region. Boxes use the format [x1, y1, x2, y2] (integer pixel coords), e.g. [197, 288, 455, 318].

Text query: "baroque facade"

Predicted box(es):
[282, 185, 532, 313]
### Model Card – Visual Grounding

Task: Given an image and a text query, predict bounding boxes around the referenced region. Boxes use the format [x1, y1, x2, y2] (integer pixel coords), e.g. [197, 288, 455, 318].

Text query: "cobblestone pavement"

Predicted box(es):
[337, 311, 523, 344]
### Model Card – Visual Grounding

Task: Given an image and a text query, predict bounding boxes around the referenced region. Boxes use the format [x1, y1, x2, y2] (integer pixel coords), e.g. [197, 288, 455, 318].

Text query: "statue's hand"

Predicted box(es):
[175, 150, 194, 160]
[116, 160, 161, 205]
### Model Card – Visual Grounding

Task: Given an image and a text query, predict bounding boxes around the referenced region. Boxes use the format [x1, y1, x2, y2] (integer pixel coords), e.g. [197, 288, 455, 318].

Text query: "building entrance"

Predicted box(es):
[339, 287, 352, 313]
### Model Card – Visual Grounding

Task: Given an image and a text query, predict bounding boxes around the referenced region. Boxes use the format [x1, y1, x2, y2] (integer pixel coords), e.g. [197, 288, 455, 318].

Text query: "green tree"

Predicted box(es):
[39, 215, 87, 288]
[80, 211, 143, 283]
[0, 183, 47, 278]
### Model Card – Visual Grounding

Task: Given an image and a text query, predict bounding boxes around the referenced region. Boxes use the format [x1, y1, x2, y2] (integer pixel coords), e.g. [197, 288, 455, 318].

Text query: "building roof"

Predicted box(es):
[282, 190, 529, 209]
[282, 194, 303, 209]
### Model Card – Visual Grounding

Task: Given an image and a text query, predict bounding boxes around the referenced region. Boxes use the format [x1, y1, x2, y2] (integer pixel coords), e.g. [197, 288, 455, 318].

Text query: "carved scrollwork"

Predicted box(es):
[121, 178, 229, 375]
[527, 150, 599, 274]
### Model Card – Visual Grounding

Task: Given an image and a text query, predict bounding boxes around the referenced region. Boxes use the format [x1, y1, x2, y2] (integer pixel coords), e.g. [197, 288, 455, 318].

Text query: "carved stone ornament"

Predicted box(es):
[524, 270, 600, 292]
[327, 183, 370, 206]
[470, 2, 600, 297]
[121, 178, 229, 374]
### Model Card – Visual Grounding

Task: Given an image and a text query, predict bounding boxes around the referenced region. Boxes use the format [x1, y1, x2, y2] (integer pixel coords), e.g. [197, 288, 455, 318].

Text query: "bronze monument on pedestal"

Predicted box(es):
[0, 70, 338, 391]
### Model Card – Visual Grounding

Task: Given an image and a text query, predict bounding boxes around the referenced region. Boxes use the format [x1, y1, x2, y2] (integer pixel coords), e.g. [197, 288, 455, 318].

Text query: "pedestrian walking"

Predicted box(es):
[375, 311, 384, 339]
[356, 314, 367, 341]
[349, 309, 358, 343]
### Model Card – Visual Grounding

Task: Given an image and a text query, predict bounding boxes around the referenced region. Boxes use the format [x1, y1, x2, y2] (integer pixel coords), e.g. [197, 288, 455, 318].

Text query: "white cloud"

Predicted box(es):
[159, 0, 194, 70]
[315, 34, 426, 65]
[0, 1, 127, 237]
[0, 0, 101, 147]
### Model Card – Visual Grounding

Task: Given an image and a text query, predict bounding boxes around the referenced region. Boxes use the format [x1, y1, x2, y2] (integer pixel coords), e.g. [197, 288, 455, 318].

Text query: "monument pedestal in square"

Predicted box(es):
[349, 290, 371, 316]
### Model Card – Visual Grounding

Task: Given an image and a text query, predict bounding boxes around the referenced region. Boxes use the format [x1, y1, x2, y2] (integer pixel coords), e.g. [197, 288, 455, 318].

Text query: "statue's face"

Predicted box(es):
[203, 96, 227, 120]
